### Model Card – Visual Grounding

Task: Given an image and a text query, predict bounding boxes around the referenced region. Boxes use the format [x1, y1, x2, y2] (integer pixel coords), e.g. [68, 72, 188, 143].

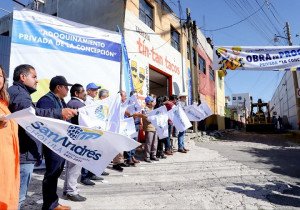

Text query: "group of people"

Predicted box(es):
[272, 115, 283, 129]
[0, 64, 190, 210]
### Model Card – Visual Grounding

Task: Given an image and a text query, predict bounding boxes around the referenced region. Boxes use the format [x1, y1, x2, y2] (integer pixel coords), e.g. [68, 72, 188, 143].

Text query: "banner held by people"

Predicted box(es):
[147, 105, 169, 139]
[6, 107, 140, 176]
[183, 102, 213, 122]
[78, 99, 111, 130]
[168, 105, 192, 132]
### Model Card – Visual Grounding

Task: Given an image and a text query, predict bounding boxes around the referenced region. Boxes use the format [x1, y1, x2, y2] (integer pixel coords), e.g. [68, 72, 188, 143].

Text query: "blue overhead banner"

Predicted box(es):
[12, 20, 121, 62]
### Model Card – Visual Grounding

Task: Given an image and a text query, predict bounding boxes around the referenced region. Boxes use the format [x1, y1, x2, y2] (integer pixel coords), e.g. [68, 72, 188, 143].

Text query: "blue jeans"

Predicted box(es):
[164, 124, 172, 151]
[19, 163, 35, 208]
[178, 131, 185, 150]
[125, 124, 139, 161]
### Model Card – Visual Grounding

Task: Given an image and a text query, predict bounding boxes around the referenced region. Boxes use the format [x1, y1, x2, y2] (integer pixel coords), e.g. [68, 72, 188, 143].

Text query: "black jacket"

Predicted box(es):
[67, 97, 85, 125]
[8, 82, 62, 163]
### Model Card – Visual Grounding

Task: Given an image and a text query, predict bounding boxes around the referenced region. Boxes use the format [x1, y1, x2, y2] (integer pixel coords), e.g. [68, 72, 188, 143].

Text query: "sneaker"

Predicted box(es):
[178, 148, 187, 153]
[101, 171, 110, 176]
[183, 148, 190, 152]
[112, 164, 124, 172]
[90, 175, 103, 181]
[80, 179, 95, 186]
[66, 194, 86, 202]
[150, 156, 159, 161]
[144, 158, 152, 163]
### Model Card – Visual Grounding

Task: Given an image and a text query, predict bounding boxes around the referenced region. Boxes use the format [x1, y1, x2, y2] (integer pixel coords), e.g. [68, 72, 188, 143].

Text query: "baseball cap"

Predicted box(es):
[145, 96, 154, 104]
[178, 92, 188, 98]
[86, 83, 101, 90]
[50, 76, 73, 89]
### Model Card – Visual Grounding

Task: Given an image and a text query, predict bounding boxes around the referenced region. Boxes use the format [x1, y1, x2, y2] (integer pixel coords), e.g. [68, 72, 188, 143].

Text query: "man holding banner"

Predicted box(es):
[177, 92, 189, 153]
[63, 84, 87, 202]
[36, 76, 74, 210]
[7, 65, 77, 209]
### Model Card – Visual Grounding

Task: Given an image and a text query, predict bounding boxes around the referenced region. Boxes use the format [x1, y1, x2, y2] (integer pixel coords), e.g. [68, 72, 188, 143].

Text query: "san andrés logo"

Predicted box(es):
[29, 121, 102, 160]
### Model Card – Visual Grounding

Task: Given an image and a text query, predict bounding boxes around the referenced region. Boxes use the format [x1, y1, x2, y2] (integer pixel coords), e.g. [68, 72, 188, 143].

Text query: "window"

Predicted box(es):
[238, 96, 242, 100]
[233, 97, 236, 100]
[209, 66, 215, 81]
[139, 0, 154, 29]
[171, 26, 180, 51]
[198, 55, 206, 74]
[1, 31, 9, 36]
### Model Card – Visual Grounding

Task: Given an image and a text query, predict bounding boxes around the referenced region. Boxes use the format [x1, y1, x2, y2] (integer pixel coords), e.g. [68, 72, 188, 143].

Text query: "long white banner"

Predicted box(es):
[6, 107, 140, 176]
[213, 46, 300, 71]
[10, 9, 122, 102]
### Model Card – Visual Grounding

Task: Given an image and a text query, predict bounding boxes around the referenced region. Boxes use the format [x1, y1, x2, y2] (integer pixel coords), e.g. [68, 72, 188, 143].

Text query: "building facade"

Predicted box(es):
[0, 0, 226, 129]
[270, 71, 300, 129]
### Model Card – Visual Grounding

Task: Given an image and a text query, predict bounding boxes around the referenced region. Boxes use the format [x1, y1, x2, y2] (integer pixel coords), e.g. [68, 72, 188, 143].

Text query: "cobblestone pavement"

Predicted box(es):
[23, 131, 300, 209]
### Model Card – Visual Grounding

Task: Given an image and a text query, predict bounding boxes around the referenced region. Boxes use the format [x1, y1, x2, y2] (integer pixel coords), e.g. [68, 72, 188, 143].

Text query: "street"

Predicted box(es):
[23, 131, 300, 209]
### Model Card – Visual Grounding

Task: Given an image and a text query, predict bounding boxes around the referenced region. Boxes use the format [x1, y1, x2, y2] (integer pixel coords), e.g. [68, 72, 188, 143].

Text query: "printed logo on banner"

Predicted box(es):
[95, 105, 106, 120]
[67, 125, 103, 141]
[29, 122, 102, 160]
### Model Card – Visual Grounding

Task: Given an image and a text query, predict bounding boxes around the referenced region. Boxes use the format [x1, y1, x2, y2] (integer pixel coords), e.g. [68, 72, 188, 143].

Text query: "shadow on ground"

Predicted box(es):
[218, 131, 297, 147]
[242, 147, 300, 179]
[226, 181, 300, 208]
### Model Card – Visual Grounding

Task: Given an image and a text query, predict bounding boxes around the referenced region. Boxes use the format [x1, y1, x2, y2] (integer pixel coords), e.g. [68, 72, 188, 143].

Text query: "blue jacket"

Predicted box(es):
[8, 82, 62, 163]
[36, 91, 67, 110]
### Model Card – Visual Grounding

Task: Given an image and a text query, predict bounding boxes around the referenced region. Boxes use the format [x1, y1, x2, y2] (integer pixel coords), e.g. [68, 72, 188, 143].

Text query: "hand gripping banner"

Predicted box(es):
[6, 107, 140, 176]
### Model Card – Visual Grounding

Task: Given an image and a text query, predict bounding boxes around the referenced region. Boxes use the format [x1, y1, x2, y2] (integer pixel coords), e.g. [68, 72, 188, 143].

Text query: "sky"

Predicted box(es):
[168, 0, 300, 103]
[1, 0, 300, 104]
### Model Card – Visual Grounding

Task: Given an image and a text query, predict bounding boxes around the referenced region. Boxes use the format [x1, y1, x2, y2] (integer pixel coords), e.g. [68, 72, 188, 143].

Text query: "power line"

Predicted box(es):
[224, 81, 234, 95]
[12, 0, 26, 7]
[127, 37, 172, 54]
[202, 0, 266, 32]
[225, 0, 275, 45]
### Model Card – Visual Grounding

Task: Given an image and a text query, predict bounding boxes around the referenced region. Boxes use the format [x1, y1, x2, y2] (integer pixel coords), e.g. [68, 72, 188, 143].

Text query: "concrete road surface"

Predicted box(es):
[22, 131, 300, 209]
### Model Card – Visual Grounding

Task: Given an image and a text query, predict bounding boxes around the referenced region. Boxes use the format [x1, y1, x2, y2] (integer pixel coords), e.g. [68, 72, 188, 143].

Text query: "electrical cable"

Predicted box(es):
[201, 0, 266, 32]
[127, 37, 172, 54]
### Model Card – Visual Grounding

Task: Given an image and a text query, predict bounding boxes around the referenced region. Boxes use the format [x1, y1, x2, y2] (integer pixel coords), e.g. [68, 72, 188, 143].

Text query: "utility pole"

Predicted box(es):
[186, 8, 198, 132]
[178, 0, 185, 92]
[286, 22, 300, 129]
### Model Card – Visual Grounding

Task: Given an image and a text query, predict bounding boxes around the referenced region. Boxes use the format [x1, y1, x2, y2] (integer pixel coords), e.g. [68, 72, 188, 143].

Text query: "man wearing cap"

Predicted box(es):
[177, 92, 189, 153]
[8, 65, 77, 209]
[36, 75, 76, 210]
[85, 83, 101, 105]
[79, 82, 106, 186]
[141, 95, 159, 162]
